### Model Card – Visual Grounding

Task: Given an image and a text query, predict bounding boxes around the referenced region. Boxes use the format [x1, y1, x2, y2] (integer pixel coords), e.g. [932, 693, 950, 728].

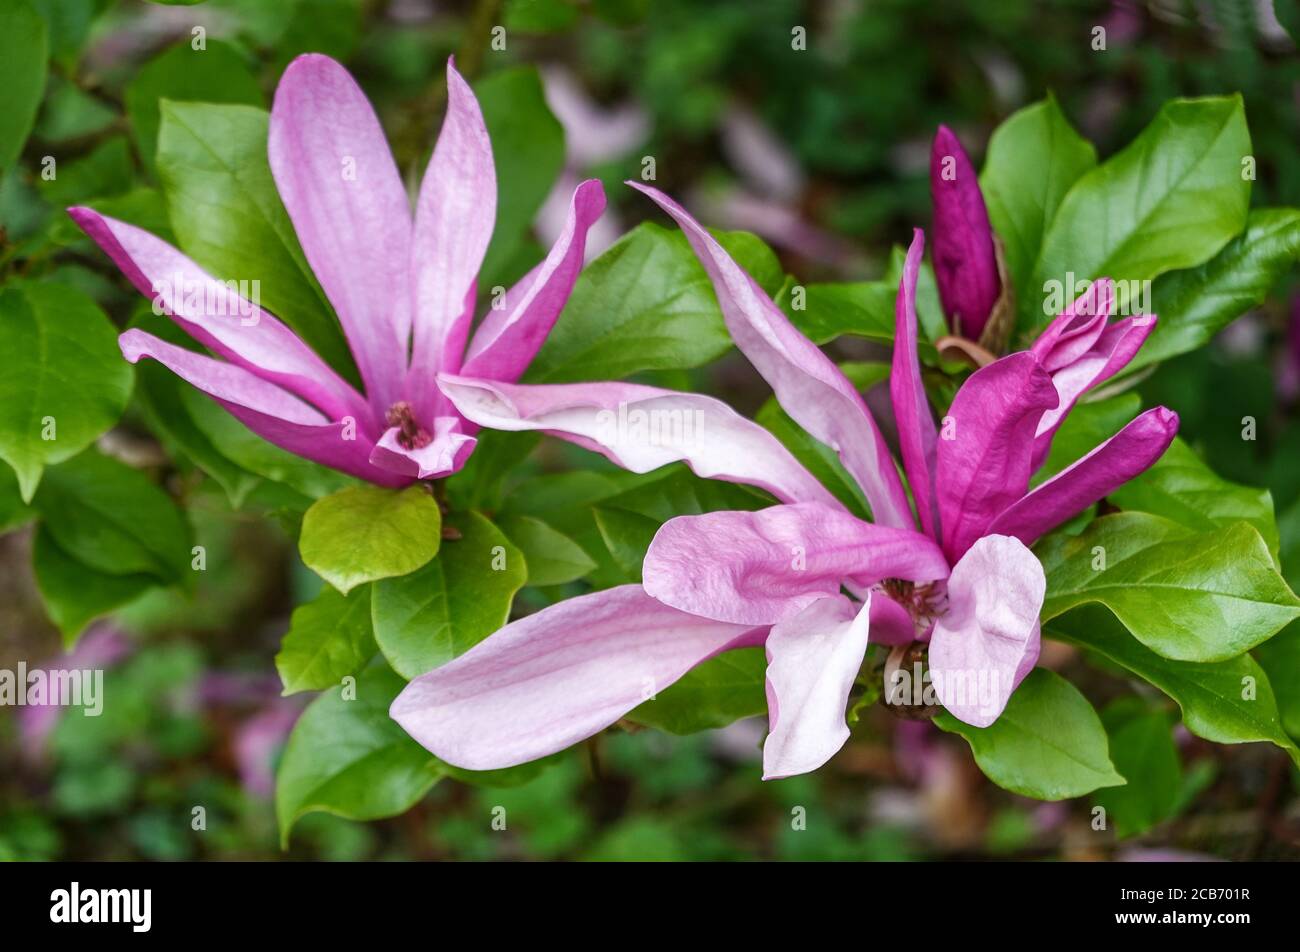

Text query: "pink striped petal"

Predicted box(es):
[937, 352, 1058, 562]
[1030, 279, 1114, 371]
[461, 179, 605, 382]
[390, 585, 763, 770]
[269, 54, 412, 413]
[930, 125, 999, 339]
[119, 330, 408, 486]
[890, 228, 940, 539]
[990, 407, 1178, 546]
[929, 534, 1044, 728]
[643, 503, 949, 626]
[406, 59, 497, 416]
[763, 595, 872, 779]
[629, 182, 913, 529]
[68, 207, 370, 426]
[438, 374, 840, 507]
[368, 417, 478, 480]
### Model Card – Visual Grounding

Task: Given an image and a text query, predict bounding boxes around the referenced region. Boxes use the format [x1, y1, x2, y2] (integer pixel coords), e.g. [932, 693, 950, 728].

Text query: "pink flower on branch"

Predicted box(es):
[70, 55, 605, 485]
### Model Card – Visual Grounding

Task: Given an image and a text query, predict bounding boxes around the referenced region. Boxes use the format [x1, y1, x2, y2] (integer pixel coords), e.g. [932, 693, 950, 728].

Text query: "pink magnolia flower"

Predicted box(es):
[390, 186, 1176, 779]
[69, 55, 605, 484]
[930, 125, 1000, 339]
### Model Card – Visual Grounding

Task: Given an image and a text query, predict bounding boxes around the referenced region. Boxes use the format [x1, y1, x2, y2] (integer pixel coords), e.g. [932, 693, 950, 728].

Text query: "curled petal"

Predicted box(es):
[937, 352, 1058, 562]
[119, 330, 407, 486]
[930, 125, 1000, 339]
[629, 182, 913, 529]
[390, 585, 763, 770]
[643, 503, 948, 627]
[269, 53, 412, 413]
[763, 595, 872, 780]
[890, 228, 940, 539]
[990, 407, 1179, 546]
[68, 207, 369, 425]
[1030, 278, 1114, 371]
[439, 374, 841, 507]
[462, 179, 606, 382]
[368, 417, 478, 480]
[929, 534, 1045, 728]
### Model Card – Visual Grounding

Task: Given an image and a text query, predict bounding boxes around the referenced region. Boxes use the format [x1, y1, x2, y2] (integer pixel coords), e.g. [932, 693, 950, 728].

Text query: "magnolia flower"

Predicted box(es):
[930, 125, 1000, 340]
[390, 185, 1176, 779]
[69, 55, 605, 484]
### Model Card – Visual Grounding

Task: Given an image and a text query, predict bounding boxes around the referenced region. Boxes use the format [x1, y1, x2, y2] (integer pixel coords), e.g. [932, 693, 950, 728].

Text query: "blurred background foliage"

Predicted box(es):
[2, 0, 1300, 860]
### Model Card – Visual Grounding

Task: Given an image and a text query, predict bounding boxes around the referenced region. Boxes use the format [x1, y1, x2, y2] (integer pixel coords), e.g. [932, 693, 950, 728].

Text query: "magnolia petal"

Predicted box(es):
[269, 53, 411, 413]
[643, 503, 949, 626]
[629, 182, 913, 529]
[368, 416, 478, 480]
[390, 585, 763, 771]
[929, 534, 1044, 728]
[1030, 278, 1114, 371]
[868, 593, 918, 646]
[991, 407, 1179, 546]
[407, 59, 497, 418]
[438, 374, 841, 507]
[68, 207, 370, 425]
[937, 352, 1058, 562]
[461, 179, 606, 382]
[1032, 314, 1158, 468]
[930, 125, 999, 339]
[762, 595, 872, 780]
[890, 228, 940, 539]
[119, 329, 407, 486]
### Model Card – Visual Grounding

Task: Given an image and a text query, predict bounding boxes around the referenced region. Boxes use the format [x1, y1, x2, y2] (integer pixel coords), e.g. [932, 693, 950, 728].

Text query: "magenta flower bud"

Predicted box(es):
[930, 125, 1001, 339]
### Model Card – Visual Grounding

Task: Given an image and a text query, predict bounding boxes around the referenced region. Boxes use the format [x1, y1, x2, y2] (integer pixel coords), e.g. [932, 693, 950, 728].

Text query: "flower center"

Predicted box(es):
[385, 401, 433, 450]
[880, 578, 947, 636]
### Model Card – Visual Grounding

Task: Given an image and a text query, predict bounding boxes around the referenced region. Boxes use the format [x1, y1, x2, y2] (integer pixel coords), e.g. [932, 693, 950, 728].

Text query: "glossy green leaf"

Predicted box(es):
[275, 665, 444, 846]
[1039, 513, 1300, 662]
[32, 527, 154, 646]
[300, 484, 442, 594]
[276, 585, 376, 695]
[1093, 706, 1183, 839]
[527, 223, 783, 382]
[371, 511, 526, 678]
[1030, 96, 1251, 332]
[500, 514, 596, 586]
[627, 647, 767, 734]
[591, 506, 660, 580]
[935, 669, 1125, 800]
[0, 283, 133, 501]
[0, 0, 47, 170]
[1253, 620, 1300, 741]
[35, 136, 132, 205]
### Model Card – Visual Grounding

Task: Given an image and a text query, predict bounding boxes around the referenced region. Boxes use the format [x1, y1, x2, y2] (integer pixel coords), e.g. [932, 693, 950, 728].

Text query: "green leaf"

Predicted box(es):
[500, 514, 596, 586]
[299, 485, 442, 594]
[0, 283, 133, 501]
[935, 669, 1125, 800]
[276, 585, 376, 695]
[1109, 438, 1280, 564]
[371, 511, 526, 678]
[475, 67, 565, 285]
[156, 101, 355, 382]
[1093, 706, 1183, 838]
[1030, 96, 1251, 332]
[35, 136, 132, 205]
[34, 450, 191, 585]
[591, 506, 660, 580]
[32, 527, 153, 646]
[275, 665, 444, 846]
[1254, 620, 1300, 741]
[627, 647, 767, 733]
[527, 223, 783, 382]
[0, 0, 47, 171]
[506, 0, 581, 33]
[980, 94, 1097, 300]
[0, 464, 34, 533]
[1128, 208, 1300, 372]
[1038, 513, 1300, 662]
[1048, 604, 1300, 763]
[125, 39, 264, 176]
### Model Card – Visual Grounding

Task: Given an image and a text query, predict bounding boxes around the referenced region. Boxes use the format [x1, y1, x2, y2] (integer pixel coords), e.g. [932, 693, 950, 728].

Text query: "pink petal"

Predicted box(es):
[890, 228, 940, 539]
[1030, 279, 1114, 371]
[929, 534, 1044, 728]
[406, 59, 497, 420]
[438, 374, 841, 508]
[642, 503, 949, 626]
[269, 53, 412, 414]
[930, 125, 999, 339]
[389, 585, 763, 770]
[937, 352, 1058, 562]
[629, 182, 913, 529]
[368, 417, 478, 480]
[68, 207, 370, 426]
[1032, 314, 1158, 469]
[119, 329, 408, 486]
[990, 407, 1179, 546]
[762, 595, 872, 779]
[461, 178, 606, 382]
[868, 593, 919, 646]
